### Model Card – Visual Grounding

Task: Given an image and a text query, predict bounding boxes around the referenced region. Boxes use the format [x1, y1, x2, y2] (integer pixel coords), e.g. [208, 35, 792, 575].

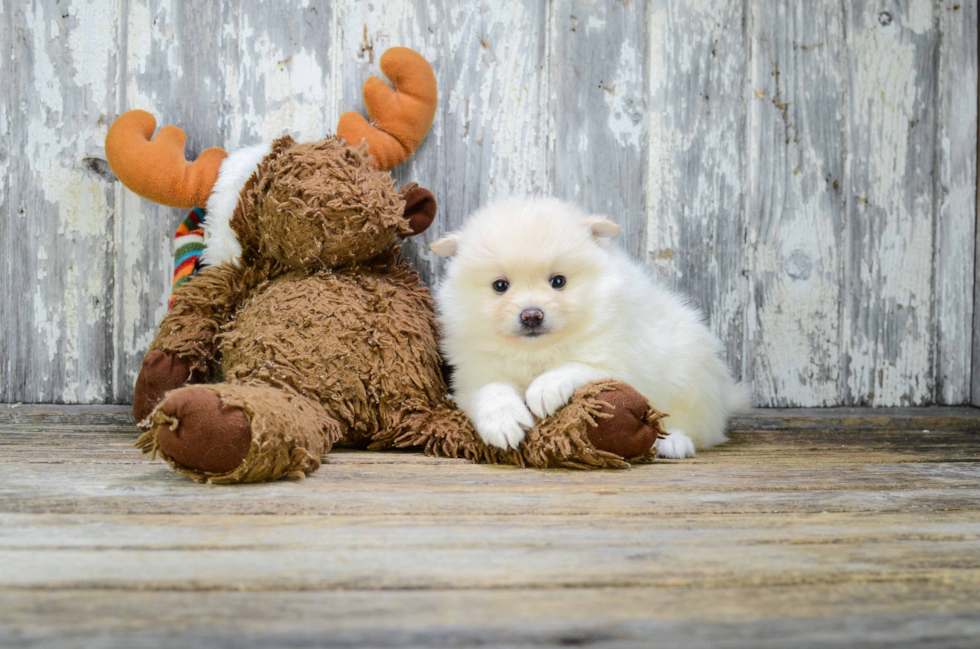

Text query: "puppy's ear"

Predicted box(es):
[583, 217, 621, 239]
[430, 234, 460, 257]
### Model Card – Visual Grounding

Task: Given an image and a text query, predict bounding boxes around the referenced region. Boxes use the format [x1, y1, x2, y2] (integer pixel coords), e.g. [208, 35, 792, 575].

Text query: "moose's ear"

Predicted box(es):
[430, 234, 460, 257]
[400, 183, 437, 236]
[582, 216, 620, 239]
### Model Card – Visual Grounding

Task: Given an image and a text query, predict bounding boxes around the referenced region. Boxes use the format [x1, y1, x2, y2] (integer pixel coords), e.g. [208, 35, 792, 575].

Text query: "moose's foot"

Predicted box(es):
[585, 383, 665, 459]
[133, 350, 203, 425]
[138, 383, 343, 484]
[514, 380, 668, 469]
[151, 385, 252, 475]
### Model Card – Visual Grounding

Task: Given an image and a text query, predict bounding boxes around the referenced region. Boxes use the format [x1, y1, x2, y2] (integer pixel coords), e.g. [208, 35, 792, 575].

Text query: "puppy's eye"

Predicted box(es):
[492, 279, 510, 293]
[550, 275, 566, 290]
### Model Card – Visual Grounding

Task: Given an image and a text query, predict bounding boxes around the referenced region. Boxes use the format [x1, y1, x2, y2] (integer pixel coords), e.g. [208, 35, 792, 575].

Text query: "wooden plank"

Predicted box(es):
[3, 429, 979, 467]
[843, 1, 940, 406]
[972, 0, 980, 407]
[1, 511, 979, 590]
[2, 425, 979, 516]
[647, 0, 748, 383]
[2, 407, 980, 645]
[0, 0, 11, 404]
[5, 417, 980, 459]
[5, 510, 979, 550]
[110, 0, 228, 403]
[336, 0, 552, 287]
[0, 403, 135, 426]
[338, 0, 438, 285]
[745, 1, 846, 407]
[937, 1, 978, 404]
[732, 405, 980, 431]
[2, 587, 979, 649]
[0, 1, 122, 404]
[218, 0, 338, 148]
[8, 403, 980, 430]
[554, 0, 648, 259]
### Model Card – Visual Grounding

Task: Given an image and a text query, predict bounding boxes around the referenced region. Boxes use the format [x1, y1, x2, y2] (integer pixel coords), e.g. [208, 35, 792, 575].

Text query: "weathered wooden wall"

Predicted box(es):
[0, 0, 977, 407]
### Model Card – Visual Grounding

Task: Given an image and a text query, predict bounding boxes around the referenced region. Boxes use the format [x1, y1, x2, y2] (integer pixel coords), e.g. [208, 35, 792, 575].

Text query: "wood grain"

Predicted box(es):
[746, 0, 846, 406]
[843, 0, 940, 406]
[1, 1, 121, 404]
[554, 0, 649, 258]
[337, 0, 553, 284]
[937, 1, 977, 405]
[1, 406, 979, 646]
[339, 0, 442, 282]
[0, 0, 12, 404]
[112, 0, 228, 402]
[0, 0, 977, 408]
[3, 587, 980, 648]
[2, 511, 980, 590]
[220, 0, 338, 148]
[647, 0, 748, 381]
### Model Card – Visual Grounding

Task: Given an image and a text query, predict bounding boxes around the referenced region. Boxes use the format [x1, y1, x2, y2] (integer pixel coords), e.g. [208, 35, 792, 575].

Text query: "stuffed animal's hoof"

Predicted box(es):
[587, 383, 662, 458]
[152, 386, 251, 474]
[133, 350, 201, 424]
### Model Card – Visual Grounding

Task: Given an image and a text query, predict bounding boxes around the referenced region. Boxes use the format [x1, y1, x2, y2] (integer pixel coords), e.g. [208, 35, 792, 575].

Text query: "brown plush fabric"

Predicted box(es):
[400, 183, 437, 236]
[587, 382, 667, 459]
[390, 380, 667, 469]
[216, 254, 445, 447]
[132, 350, 202, 424]
[151, 386, 252, 474]
[233, 136, 406, 270]
[105, 110, 227, 209]
[498, 380, 666, 468]
[139, 383, 343, 484]
[150, 259, 275, 374]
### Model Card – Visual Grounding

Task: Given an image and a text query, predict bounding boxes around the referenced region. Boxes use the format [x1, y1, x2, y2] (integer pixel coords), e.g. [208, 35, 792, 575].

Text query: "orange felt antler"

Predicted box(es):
[337, 47, 438, 171]
[105, 110, 228, 209]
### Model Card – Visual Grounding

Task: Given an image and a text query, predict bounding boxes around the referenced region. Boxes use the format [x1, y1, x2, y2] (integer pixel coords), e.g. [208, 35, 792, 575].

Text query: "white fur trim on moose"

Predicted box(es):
[201, 142, 272, 267]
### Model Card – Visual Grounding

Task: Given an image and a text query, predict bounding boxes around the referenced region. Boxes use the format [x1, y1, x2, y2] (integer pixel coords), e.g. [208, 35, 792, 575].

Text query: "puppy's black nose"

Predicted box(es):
[520, 308, 545, 328]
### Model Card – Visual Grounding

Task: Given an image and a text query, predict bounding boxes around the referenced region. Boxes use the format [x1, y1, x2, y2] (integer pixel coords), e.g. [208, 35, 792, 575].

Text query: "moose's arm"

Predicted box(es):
[134, 261, 264, 423]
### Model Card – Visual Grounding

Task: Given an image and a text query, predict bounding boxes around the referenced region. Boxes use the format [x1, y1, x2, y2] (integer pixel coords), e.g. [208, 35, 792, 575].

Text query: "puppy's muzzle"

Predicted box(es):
[519, 307, 545, 333]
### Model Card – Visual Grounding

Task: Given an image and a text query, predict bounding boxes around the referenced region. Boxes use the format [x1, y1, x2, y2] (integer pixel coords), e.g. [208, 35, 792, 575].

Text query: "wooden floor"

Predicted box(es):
[1, 405, 979, 648]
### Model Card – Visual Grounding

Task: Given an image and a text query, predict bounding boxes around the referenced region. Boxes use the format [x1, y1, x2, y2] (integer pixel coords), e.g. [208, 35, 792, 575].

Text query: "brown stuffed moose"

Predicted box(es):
[105, 47, 666, 483]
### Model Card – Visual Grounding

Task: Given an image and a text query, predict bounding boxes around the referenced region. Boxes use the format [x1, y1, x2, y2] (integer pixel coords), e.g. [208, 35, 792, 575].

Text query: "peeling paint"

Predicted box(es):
[557, 0, 648, 259]
[936, 0, 977, 405]
[223, 14, 333, 146]
[2, 0, 972, 407]
[647, 0, 746, 385]
[745, 0, 847, 407]
[844, 0, 937, 405]
[12, 1, 119, 403]
[603, 40, 645, 149]
[905, 0, 934, 34]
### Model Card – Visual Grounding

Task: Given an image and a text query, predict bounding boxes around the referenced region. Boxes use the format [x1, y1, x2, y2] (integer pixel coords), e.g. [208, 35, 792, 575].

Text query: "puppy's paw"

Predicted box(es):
[475, 405, 533, 450]
[526, 372, 580, 419]
[472, 385, 534, 450]
[655, 431, 696, 459]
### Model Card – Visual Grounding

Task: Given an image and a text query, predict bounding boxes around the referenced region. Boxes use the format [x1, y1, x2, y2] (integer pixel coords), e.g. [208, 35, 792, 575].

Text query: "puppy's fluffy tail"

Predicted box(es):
[727, 382, 752, 414]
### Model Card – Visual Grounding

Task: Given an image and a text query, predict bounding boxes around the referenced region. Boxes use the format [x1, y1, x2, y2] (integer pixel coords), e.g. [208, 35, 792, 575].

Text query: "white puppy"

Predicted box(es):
[430, 197, 749, 458]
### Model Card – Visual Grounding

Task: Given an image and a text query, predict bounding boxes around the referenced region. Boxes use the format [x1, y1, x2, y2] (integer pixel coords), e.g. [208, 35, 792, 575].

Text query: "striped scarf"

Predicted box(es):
[171, 207, 206, 308]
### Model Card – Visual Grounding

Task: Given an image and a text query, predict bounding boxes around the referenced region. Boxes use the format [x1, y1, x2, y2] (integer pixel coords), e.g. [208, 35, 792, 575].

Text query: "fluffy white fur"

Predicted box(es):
[201, 142, 271, 267]
[432, 197, 749, 457]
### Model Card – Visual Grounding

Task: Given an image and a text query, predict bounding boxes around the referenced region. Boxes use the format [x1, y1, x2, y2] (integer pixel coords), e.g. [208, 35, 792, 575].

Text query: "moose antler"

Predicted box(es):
[105, 110, 228, 209]
[337, 47, 438, 171]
